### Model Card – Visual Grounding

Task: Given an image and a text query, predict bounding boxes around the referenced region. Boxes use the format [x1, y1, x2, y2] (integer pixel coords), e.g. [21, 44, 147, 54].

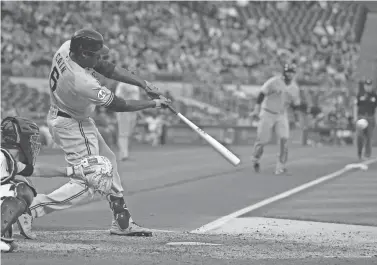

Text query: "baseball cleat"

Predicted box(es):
[0, 239, 17, 253]
[253, 161, 260, 173]
[17, 213, 36, 240]
[110, 221, 153, 237]
[274, 166, 288, 175]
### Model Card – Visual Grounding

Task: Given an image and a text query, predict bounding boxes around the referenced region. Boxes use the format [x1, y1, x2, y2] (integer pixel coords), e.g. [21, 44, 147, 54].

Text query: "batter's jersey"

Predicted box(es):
[115, 83, 140, 100]
[48, 40, 115, 120]
[260, 75, 301, 114]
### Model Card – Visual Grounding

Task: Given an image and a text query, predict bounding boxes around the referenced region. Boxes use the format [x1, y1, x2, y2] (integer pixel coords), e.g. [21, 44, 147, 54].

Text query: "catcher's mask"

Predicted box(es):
[1, 116, 41, 166]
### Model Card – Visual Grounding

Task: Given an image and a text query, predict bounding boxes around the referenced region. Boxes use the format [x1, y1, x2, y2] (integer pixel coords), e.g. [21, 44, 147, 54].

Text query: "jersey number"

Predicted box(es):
[49, 66, 60, 92]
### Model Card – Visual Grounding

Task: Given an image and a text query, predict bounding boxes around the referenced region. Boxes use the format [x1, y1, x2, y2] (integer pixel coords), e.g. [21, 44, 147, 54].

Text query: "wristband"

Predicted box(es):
[67, 166, 74, 177]
[153, 99, 161, 108]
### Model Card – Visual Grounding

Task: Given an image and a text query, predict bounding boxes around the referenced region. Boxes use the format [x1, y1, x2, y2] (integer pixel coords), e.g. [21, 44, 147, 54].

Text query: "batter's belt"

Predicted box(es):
[263, 108, 283, 115]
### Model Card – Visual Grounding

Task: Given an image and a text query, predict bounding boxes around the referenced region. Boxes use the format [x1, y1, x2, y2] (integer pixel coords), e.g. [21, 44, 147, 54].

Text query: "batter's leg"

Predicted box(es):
[29, 180, 90, 219]
[16, 180, 91, 240]
[18, 117, 99, 239]
[251, 112, 274, 172]
[97, 122, 152, 236]
[275, 115, 290, 174]
[47, 116, 100, 165]
[97, 130, 124, 194]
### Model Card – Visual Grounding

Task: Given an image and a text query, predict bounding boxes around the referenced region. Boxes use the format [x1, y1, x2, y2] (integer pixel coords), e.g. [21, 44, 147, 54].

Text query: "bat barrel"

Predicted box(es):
[174, 111, 241, 166]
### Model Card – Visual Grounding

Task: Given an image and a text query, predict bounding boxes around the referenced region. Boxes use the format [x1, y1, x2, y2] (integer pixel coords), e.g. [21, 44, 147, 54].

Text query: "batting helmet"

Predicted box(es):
[1, 116, 41, 166]
[283, 63, 296, 74]
[70, 28, 109, 55]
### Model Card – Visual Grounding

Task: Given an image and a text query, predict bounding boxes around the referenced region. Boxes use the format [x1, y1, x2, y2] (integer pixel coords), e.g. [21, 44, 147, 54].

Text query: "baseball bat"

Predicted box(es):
[167, 105, 241, 166]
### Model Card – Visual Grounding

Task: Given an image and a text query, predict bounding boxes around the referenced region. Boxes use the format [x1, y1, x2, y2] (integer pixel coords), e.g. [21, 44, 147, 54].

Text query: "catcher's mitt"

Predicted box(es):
[73, 155, 113, 195]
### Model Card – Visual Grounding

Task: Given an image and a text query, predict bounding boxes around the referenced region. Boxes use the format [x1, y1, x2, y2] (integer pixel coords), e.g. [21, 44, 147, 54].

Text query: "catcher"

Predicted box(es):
[0, 116, 113, 252]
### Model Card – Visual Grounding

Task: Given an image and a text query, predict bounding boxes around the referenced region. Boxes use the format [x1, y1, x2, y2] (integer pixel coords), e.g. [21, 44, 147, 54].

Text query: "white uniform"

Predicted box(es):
[0, 151, 15, 252]
[29, 40, 123, 219]
[252, 75, 301, 168]
[258, 75, 300, 143]
[115, 83, 140, 159]
[0, 152, 16, 206]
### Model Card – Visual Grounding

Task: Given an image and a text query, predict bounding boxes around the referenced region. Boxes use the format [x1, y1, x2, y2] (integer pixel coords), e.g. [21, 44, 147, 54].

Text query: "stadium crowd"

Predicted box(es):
[1, 1, 368, 146]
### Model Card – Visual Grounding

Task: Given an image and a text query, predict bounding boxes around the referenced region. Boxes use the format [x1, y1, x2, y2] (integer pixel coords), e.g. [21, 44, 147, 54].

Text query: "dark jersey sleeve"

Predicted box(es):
[94, 60, 116, 78]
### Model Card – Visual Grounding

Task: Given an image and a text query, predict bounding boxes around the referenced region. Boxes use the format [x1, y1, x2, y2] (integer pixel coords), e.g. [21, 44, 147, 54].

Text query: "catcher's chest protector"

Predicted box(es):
[1, 148, 18, 185]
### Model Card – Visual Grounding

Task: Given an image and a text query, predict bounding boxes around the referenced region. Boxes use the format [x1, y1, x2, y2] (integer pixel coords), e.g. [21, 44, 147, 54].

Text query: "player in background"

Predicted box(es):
[355, 78, 377, 160]
[250, 64, 305, 175]
[17, 28, 171, 239]
[1, 116, 91, 252]
[115, 81, 141, 161]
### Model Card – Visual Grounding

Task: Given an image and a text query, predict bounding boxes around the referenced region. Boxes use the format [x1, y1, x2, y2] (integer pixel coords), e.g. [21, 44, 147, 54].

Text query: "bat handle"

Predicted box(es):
[166, 105, 178, 115]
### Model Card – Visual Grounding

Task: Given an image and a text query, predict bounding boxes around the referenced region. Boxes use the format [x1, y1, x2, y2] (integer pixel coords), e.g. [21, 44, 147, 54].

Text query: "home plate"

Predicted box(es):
[166, 242, 223, 246]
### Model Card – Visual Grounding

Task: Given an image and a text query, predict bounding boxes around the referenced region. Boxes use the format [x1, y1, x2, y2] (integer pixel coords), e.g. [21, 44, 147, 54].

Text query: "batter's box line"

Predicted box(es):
[192, 157, 377, 234]
[46, 228, 178, 233]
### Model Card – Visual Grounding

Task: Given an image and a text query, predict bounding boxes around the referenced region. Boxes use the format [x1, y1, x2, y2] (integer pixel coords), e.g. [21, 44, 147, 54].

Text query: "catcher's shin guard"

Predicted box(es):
[1, 197, 27, 238]
[1, 182, 34, 238]
[108, 194, 131, 230]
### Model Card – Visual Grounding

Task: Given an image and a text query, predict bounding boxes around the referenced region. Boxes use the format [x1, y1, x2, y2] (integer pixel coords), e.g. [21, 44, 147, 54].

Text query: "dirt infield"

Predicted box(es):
[4, 229, 377, 265]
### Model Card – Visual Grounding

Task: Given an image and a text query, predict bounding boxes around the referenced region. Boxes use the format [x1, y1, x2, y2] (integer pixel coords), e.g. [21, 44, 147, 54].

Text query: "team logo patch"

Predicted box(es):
[97, 89, 107, 100]
[87, 157, 99, 164]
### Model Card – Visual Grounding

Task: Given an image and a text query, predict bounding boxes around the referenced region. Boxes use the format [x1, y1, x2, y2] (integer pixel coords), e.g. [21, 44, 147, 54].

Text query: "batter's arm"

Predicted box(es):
[94, 60, 163, 99]
[251, 92, 265, 115]
[251, 77, 274, 116]
[106, 95, 169, 112]
[289, 84, 307, 112]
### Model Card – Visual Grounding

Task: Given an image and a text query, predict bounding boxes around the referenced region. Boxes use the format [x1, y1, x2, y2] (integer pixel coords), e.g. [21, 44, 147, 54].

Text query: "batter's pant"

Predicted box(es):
[29, 112, 124, 219]
[356, 115, 376, 158]
[252, 110, 289, 164]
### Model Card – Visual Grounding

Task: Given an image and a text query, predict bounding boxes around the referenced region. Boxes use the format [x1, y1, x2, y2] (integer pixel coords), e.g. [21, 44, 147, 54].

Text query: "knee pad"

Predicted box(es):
[1, 196, 27, 237]
[108, 194, 130, 230]
[14, 182, 35, 207]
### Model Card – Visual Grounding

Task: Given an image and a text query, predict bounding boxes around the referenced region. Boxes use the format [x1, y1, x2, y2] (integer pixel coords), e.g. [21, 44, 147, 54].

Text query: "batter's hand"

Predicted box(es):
[144, 81, 163, 100]
[153, 96, 171, 109]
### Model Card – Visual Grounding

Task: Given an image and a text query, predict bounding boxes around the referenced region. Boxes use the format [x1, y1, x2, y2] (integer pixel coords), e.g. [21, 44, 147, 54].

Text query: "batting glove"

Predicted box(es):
[145, 81, 164, 100]
[153, 96, 171, 109]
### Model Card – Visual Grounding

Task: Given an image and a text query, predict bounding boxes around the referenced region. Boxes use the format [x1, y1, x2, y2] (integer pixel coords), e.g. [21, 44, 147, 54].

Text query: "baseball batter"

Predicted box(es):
[17, 28, 171, 238]
[250, 64, 302, 174]
[115, 82, 141, 161]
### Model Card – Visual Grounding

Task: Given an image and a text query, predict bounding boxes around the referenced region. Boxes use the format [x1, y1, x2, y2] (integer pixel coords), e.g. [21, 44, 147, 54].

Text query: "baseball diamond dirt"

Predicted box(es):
[2, 145, 377, 265]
